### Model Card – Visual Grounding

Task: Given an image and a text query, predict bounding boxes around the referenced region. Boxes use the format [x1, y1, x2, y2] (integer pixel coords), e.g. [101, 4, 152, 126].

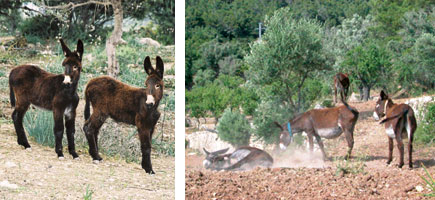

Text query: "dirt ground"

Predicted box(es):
[0, 123, 174, 199]
[186, 97, 435, 199]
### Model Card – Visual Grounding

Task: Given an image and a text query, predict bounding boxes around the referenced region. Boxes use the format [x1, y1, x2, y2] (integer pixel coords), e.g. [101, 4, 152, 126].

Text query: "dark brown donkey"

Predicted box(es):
[275, 100, 359, 160]
[334, 73, 350, 104]
[373, 90, 417, 168]
[83, 56, 164, 174]
[203, 146, 274, 171]
[9, 39, 83, 159]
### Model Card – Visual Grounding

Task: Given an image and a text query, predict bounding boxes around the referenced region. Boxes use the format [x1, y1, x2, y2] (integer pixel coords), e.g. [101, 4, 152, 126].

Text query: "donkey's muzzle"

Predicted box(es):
[145, 95, 155, 107]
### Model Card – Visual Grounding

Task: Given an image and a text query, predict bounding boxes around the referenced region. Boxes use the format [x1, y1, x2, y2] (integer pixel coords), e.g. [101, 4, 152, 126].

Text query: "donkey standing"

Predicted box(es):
[373, 91, 417, 168]
[83, 56, 164, 174]
[275, 100, 359, 160]
[333, 73, 350, 104]
[9, 39, 83, 159]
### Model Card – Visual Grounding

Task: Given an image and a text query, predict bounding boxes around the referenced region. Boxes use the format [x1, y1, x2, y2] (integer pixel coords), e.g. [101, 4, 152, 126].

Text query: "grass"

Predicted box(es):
[23, 109, 55, 148]
[334, 154, 367, 176]
[83, 185, 94, 200]
[420, 164, 435, 197]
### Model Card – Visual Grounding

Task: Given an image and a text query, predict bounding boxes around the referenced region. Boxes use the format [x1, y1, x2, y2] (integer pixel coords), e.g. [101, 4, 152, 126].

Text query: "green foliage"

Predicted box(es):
[152, 138, 175, 156]
[342, 41, 391, 92]
[334, 155, 367, 176]
[23, 109, 55, 148]
[19, 14, 61, 39]
[413, 33, 435, 88]
[415, 103, 435, 144]
[245, 7, 329, 111]
[420, 164, 435, 197]
[217, 108, 251, 147]
[185, 0, 281, 87]
[252, 100, 293, 144]
[83, 185, 94, 200]
[288, 0, 371, 28]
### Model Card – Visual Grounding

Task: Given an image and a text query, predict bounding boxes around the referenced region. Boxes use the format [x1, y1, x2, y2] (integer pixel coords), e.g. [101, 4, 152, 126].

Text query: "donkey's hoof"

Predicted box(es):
[25, 147, 32, 151]
[58, 156, 65, 160]
[74, 157, 80, 160]
[93, 160, 100, 164]
[146, 170, 155, 175]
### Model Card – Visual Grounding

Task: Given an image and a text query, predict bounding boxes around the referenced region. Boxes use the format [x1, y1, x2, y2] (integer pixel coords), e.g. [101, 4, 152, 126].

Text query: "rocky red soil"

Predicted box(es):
[186, 97, 435, 199]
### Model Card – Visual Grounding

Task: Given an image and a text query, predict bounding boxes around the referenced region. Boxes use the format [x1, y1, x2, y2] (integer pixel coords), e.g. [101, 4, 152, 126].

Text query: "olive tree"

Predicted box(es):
[245, 8, 329, 142]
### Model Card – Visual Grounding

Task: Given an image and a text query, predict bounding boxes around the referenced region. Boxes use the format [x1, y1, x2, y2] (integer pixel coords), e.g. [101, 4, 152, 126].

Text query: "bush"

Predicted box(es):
[23, 109, 55, 147]
[19, 14, 61, 39]
[415, 102, 435, 144]
[217, 108, 251, 147]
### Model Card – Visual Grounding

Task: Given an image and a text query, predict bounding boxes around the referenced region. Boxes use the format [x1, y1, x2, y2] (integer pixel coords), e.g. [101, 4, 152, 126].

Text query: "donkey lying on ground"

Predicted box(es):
[83, 56, 164, 174]
[334, 73, 350, 104]
[203, 146, 274, 171]
[9, 39, 83, 159]
[373, 90, 417, 168]
[275, 99, 359, 160]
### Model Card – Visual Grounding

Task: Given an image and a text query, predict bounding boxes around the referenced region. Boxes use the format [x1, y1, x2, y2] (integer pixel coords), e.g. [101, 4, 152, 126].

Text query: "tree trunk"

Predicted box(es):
[362, 85, 371, 101]
[106, 0, 125, 78]
[359, 85, 364, 101]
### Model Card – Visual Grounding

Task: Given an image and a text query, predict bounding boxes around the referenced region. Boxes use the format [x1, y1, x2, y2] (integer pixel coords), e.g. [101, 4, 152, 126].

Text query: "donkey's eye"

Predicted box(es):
[155, 85, 160, 89]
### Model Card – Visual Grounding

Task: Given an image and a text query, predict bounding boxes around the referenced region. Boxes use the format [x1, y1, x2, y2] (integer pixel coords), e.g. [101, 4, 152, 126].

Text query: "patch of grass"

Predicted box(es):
[165, 67, 175, 75]
[83, 185, 94, 200]
[152, 138, 175, 156]
[415, 102, 435, 144]
[334, 154, 367, 176]
[23, 109, 55, 148]
[420, 164, 435, 197]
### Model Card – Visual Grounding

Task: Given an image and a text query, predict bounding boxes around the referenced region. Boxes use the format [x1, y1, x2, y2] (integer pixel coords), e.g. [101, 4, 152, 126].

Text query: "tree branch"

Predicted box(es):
[42, 1, 111, 10]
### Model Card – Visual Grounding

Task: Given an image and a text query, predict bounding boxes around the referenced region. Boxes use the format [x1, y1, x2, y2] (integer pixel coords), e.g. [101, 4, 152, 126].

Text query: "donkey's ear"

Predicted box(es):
[144, 56, 154, 75]
[213, 148, 229, 155]
[380, 90, 388, 100]
[274, 121, 284, 131]
[76, 39, 84, 61]
[59, 39, 72, 57]
[155, 56, 164, 79]
[203, 148, 210, 155]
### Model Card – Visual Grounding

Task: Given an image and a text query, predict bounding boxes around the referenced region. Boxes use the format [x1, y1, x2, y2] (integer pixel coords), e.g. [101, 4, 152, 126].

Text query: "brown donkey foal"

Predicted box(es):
[373, 90, 417, 168]
[275, 100, 359, 160]
[333, 73, 350, 104]
[83, 56, 164, 174]
[9, 39, 83, 159]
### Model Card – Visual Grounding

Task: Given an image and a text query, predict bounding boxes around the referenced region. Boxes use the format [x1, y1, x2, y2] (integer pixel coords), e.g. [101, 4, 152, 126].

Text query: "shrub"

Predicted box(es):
[217, 108, 251, 147]
[415, 102, 435, 144]
[23, 109, 55, 147]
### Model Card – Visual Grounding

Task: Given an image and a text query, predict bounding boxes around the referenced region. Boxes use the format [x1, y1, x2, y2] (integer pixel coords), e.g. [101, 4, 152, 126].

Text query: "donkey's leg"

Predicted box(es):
[12, 102, 30, 148]
[343, 129, 354, 160]
[333, 87, 337, 104]
[314, 135, 327, 160]
[395, 120, 405, 168]
[53, 109, 65, 158]
[387, 138, 393, 165]
[407, 131, 413, 169]
[138, 128, 154, 174]
[83, 112, 106, 161]
[307, 132, 314, 152]
[65, 110, 78, 159]
[396, 137, 404, 168]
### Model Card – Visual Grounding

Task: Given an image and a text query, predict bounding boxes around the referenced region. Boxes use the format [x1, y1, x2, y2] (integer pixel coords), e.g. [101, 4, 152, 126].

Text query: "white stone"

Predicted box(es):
[137, 38, 161, 47]
[0, 180, 18, 189]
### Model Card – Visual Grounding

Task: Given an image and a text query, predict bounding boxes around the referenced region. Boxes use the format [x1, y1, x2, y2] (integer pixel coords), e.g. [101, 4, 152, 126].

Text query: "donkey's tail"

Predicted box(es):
[341, 97, 359, 116]
[84, 94, 91, 120]
[380, 109, 409, 124]
[9, 84, 15, 107]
